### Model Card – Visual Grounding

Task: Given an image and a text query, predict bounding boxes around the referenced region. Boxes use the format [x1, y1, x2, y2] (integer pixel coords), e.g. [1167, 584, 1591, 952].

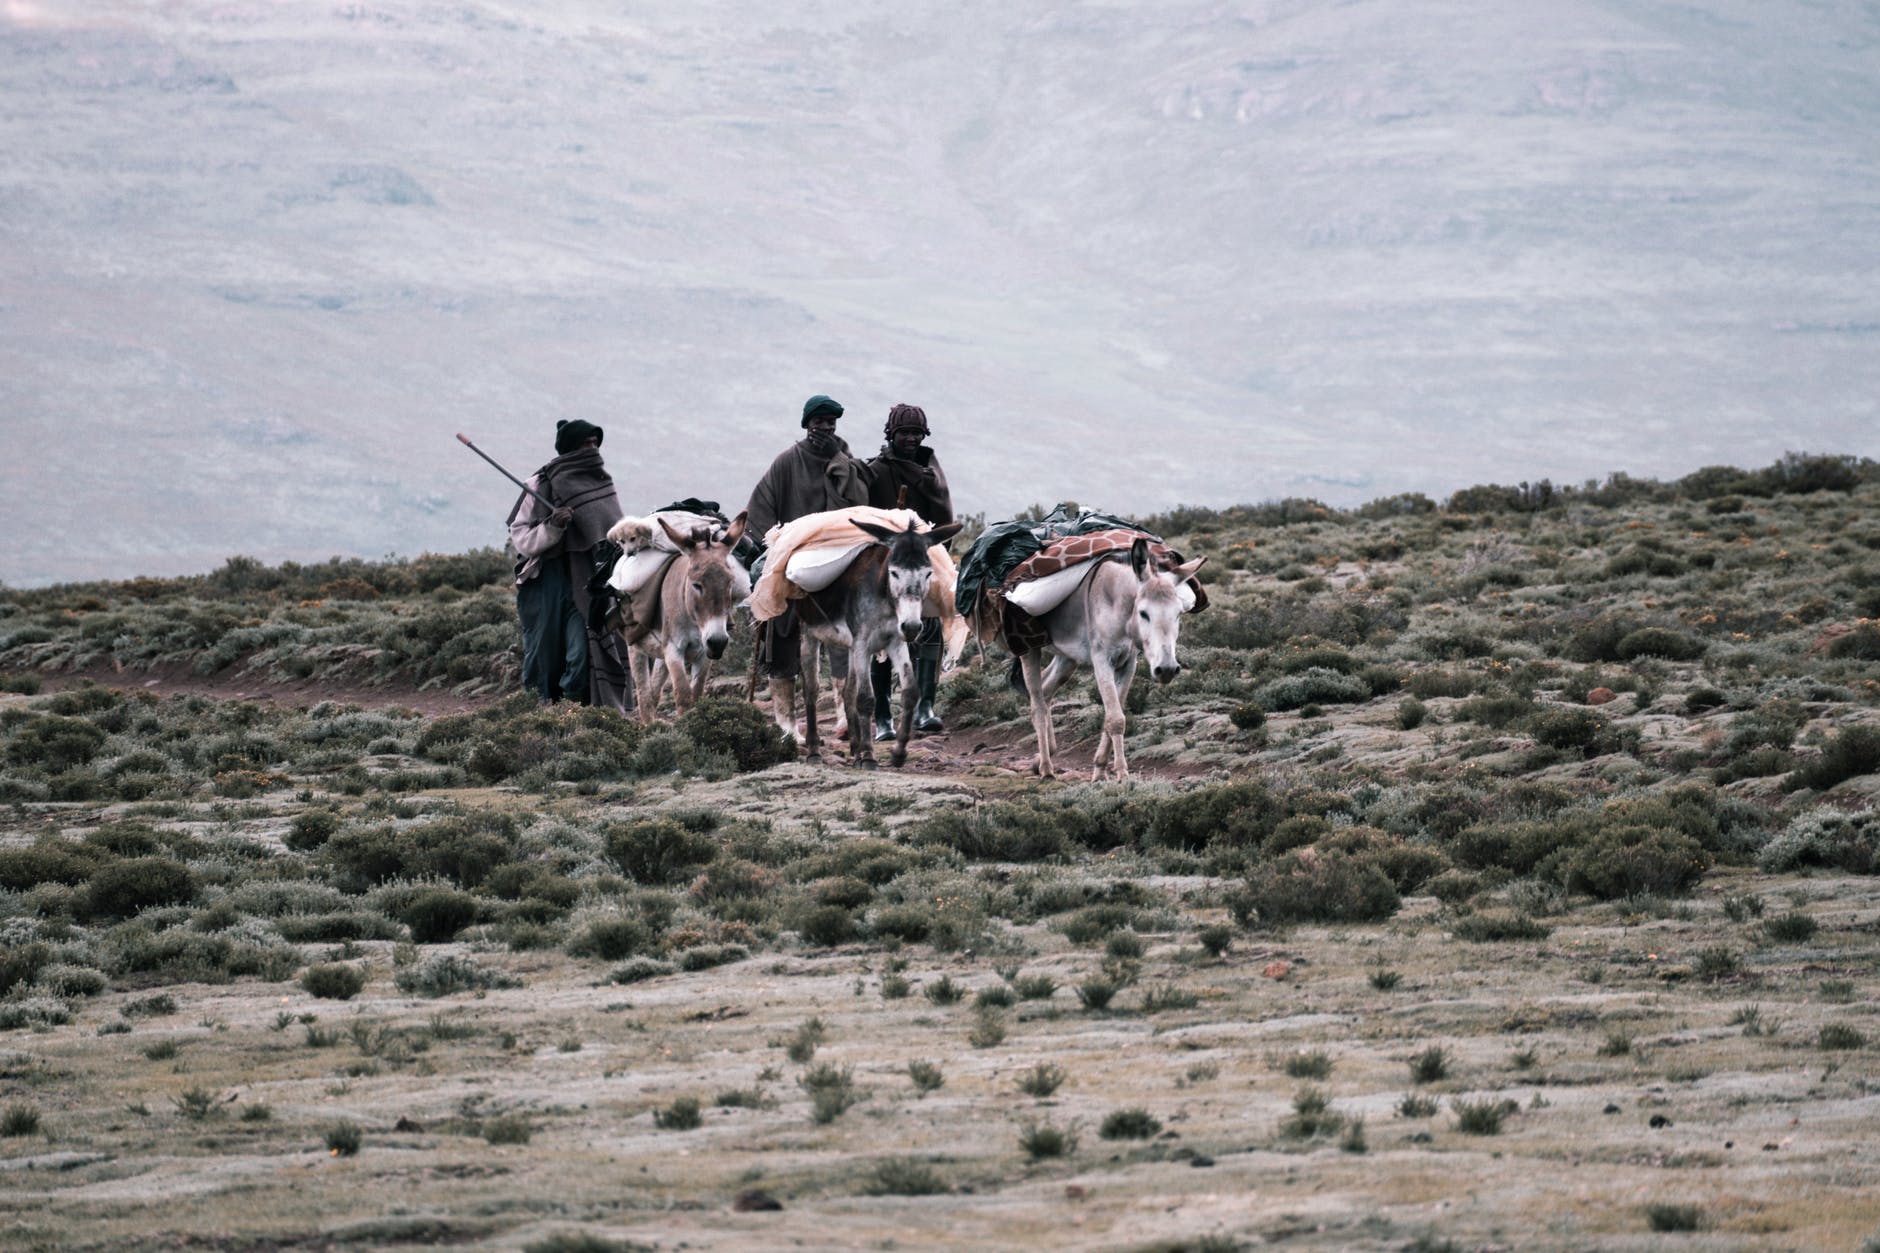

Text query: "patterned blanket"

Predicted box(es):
[982, 528, 1209, 656]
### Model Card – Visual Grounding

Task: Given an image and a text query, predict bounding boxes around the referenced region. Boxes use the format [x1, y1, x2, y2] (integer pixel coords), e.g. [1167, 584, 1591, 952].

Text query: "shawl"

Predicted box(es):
[744, 438, 870, 539]
[865, 445, 954, 525]
[507, 446, 623, 553]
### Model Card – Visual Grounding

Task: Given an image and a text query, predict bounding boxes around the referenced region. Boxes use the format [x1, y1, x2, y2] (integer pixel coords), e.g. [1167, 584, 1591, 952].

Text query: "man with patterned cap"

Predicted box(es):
[865, 402, 953, 739]
[744, 395, 871, 735]
[507, 419, 632, 710]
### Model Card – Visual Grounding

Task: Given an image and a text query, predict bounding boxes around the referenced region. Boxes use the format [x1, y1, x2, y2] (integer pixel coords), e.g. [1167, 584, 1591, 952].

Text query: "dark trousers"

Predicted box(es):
[519, 554, 586, 703]
[760, 604, 848, 682]
[870, 617, 942, 710]
[519, 551, 634, 711]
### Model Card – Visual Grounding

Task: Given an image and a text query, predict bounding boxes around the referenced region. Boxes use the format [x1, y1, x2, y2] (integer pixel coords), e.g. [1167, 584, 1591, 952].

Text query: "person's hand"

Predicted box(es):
[548, 507, 573, 528]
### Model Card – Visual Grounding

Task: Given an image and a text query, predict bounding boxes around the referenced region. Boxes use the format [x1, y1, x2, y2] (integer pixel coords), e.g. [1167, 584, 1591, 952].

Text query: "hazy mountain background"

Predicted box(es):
[3, 0, 1877, 587]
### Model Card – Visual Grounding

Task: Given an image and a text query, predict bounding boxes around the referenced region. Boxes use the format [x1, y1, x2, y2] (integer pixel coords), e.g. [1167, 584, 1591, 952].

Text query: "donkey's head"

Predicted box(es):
[658, 511, 750, 659]
[853, 520, 964, 641]
[1129, 537, 1205, 684]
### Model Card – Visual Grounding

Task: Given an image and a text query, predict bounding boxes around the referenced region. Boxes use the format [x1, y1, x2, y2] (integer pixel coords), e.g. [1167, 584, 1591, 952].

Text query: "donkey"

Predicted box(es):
[628, 512, 750, 723]
[792, 519, 962, 768]
[1017, 536, 1205, 781]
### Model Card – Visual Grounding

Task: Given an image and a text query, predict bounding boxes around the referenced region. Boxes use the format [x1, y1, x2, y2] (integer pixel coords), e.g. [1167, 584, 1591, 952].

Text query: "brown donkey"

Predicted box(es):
[628, 512, 750, 723]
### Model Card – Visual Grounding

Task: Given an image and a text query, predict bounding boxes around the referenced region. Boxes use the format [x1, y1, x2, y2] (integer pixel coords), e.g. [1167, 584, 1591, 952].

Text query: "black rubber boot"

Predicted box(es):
[913, 657, 943, 734]
[871, 657, 895, 741]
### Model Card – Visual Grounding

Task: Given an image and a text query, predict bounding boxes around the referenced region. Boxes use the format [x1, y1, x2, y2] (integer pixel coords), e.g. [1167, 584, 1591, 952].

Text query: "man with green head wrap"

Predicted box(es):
[744, 395, 871, 735]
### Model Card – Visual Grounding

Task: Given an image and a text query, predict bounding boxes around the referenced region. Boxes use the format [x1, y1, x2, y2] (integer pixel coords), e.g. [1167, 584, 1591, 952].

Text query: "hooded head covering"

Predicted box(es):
[556, 419, 604, 454]
[800, 395, 844, 428]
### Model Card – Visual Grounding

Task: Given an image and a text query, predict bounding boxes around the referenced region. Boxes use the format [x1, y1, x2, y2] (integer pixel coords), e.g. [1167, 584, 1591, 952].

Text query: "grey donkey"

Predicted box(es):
[629, 512, 750, 723]
[1017, 536, 1205, 780]
[787, 519, 963, 768]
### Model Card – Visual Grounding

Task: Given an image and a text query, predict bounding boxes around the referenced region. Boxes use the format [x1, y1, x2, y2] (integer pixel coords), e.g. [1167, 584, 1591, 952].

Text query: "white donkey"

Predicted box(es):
[1017, 536, 1204, 781]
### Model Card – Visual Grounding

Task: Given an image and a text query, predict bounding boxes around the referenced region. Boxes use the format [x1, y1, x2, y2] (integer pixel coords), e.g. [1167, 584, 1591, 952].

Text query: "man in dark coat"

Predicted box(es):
[865, 403, 953, 738]
[507, 419, 633, 710]
[744, 395, 871, 734]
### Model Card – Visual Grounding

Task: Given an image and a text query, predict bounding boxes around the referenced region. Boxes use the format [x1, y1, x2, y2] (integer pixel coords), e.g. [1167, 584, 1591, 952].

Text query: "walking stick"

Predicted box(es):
[456, 433, 557, 512]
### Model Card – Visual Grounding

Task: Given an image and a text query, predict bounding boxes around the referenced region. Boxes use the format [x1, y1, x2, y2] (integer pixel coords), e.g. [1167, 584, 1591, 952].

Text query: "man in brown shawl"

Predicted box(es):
[507, 419, 633, 710]
[864, 402, 953, 739]
[744, 395, 871, 733]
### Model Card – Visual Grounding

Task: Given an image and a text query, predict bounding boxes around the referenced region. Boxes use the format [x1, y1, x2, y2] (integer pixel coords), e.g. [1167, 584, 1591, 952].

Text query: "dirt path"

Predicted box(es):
[40, 664, 1212, 783]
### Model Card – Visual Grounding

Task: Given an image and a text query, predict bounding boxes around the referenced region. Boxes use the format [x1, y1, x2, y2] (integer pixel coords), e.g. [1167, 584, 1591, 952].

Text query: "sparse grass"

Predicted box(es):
[653, 1097, 702, 1130]
[324, 1122, 362, 1156]
[1280, 1051, 1333, 1080]
[1397, 1094, 1438, 1118]
[1598, 1030, 1633, 1057]
[1645, 1202, 1705, 1233]
[1763, 911, 1819, 943]
[1017, 1063, 1066, 1098]
[1076, 976, 1120, 1011]
[1098, 1107, 1162, 1140]
[1408, 1046, 1449, 1084]
[1818, 1024, 1866, 1051]
[1453, 1098, 1512, 1135]
[1018, 1120, 1076, 1161]
[967, 1007, 1007, 1048]
[906, 1060, 945, 1094]
[864, 1157, 948, 1196]
[1369, 969, 1402, 991]
[2, 1104, 42, 1136]
[784, 1018, 825, 1064]
[481, 1114, 533, 1144]
[1279, 1087, 1344, 1140]
[1011, 973, 1058, 1000]
[923, 975, 964, 1006]
[1820, 979, 1856, 1003]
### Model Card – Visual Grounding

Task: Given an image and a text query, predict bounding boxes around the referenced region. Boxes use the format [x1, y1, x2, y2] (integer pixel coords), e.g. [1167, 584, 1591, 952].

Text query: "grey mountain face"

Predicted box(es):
[2, 1, 1876, 586]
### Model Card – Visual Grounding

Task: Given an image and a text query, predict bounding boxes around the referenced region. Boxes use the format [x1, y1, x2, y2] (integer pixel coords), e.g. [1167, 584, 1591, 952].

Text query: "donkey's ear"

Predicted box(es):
[722, 510, 748, 547]
[851, 520, 898, 544]
[923, 522, 964, 548]
[1173, 556, 1206, 580]
[657, 516, 693, 550]
[1129, 536, 1151, 580]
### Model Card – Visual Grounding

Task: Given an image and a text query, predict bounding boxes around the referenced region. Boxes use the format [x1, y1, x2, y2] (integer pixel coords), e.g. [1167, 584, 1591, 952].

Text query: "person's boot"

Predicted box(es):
[913, 657, 943, 734]
[872, 658, 895, 741]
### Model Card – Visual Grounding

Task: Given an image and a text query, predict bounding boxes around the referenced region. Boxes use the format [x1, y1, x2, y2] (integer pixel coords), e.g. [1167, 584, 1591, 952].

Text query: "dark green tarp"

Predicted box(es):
[954, 505, 1160, 619]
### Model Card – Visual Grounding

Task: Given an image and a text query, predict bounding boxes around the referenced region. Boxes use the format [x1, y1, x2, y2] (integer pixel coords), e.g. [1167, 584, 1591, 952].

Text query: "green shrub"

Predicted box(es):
[571, 916, 656, 961]
[1452, 911, 1550, 942]
[863, 1158, 948, 1196]
[0, 942, 52, 997]
[1818, 1024, 1866, 1051]
[401, 889, 482, 944]
[5, 715, 108, 770]
[1255, 667, 1372, 711]
[394, 954, 521, 997]
[1397, 697, 1428, 730]
[797, 905, 856, 947]
[1763, 911, 1819, 943]
[1561, 825, 1709, 899]
[1230, 850, 1400, 927]
[602, 819, 717, 885]
[0, 840, 103, 891]
[676, 697, 796, 771]
[1098, 1107, 1162, 1140]
[1790, 725, 1880, 792]
[1758, 809, 1879, 874]
[1615, 627, 1705, 661]
[324, 1122, 362, 1156]
[1528, 707, 1616, 756]
[286, 808, 343, 852]
[300, 963, 368, 1000]
[82, 856, 195, 920]
[1146, 781, 1283, 852]
[912, 805, 1070, 862]
[481, 1113, 533, 1144]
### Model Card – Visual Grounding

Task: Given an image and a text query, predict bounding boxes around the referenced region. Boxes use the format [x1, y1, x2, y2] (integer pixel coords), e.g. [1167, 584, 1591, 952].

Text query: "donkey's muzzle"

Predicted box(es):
[1153, 664, 1180, 685]
[900, 621, 921, 642]
[706, 638, 728, 660]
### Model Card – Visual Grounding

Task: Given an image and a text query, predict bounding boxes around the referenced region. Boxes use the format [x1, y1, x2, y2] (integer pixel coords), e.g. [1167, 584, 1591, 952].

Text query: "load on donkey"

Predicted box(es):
[748, 506, 966, 768]
[601, 501, 751, 724]
[957, 505, 1208, 781]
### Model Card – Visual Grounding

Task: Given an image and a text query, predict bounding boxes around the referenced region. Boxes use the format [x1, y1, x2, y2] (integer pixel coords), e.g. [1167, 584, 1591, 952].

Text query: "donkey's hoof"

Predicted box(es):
[889, 749, 907, 768]
[855, 757, 877, 771]
[804, 751, 823, 765]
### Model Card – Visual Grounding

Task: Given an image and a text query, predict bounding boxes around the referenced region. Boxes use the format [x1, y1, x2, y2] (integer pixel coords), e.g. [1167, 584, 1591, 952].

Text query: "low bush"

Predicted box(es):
[602, 819, 717, 886]
[1759, 808, 1879, 874]
[1255, 667, 1372, 712]
[676, 697, 796, 771]
[1560, 825, 1709, 899]
[81, 857, 196, 920]
[300, 963, 368, 1000]
[394, 955, 521, 998]
[1230, 849, 1401, 927]
[1790, 725, 1880, 792]
[401, 889, 482, 944]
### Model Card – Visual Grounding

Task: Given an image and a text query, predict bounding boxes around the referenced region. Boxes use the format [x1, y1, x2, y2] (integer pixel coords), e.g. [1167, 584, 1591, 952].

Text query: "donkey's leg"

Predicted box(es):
[664, 643, 694, 715]
[630, 649, 658, 726]
[1089, 654, 1129, 782]
[640, 647, 673, 724]
[886, 637, 915, 769]
[1036, 654, 1078, 763]
[800, 642, 822, 763]
[1019, 653, 1055, 778]
[1111, 653, 1138, 780]
[844, 667, 875, 769]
